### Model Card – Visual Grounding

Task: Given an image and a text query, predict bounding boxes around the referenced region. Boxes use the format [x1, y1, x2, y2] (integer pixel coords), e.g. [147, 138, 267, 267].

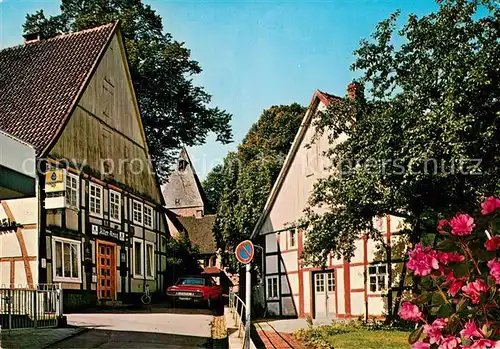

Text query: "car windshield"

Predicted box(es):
[177, 278, 205, 286]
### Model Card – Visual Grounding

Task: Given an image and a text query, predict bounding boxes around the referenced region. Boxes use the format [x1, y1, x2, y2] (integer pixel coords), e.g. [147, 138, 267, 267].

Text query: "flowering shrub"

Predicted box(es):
[398, 197, 500, 348]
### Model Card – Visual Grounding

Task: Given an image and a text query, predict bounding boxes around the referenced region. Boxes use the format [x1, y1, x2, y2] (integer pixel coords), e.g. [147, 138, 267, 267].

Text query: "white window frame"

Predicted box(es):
[145, 241, 155, 280]
[266, 276, 279, 300]
[132, 238, 144, 278]
[326, 272, 335, 293]
[315, 273, 325, 293]
[369, 264, 388, 293]
[144, 205, 154, 229]
[288, 228, 297, 249]
[65, 172, 79, 209]
[89, 182, 103, 218]
[109, 190, 121, 223]
[132, 200, 143, 225]
[52, 236, 82, 283]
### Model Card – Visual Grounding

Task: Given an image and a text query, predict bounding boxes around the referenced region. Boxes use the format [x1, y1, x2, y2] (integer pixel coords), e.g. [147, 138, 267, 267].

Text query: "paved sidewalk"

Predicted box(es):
[253, 322, 309, 349]
[0, 327, 86, 349]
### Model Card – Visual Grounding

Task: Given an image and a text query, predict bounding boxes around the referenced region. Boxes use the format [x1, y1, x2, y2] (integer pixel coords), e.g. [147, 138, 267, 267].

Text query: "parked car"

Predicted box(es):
[166, 275, 223, 308]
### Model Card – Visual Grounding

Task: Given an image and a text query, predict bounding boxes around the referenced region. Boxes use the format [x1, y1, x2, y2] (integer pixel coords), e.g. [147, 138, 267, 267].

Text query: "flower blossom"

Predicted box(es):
[487, 259, 500, 284]
[438, 251, 465, 265]
[412, 342, 431, 349]
[424, 318, 446, 344]
[446, 272, 464, 297]
[439, 336, 459, 349]
[398, 302, 423, 322]
[462, 339, 497, 349]
[449, 214, 475, 236]
[462, 279, 488, 304]
[407, 243, 440, 276]
[481, 196, 500, 215]
[438, 219, 449, 231]
[485, 236, 500, 252]
[460, 320, 483, 339]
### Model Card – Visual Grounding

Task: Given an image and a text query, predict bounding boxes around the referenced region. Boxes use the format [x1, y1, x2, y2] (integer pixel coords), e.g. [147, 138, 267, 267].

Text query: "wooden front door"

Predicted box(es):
[97, 240, 116, 301]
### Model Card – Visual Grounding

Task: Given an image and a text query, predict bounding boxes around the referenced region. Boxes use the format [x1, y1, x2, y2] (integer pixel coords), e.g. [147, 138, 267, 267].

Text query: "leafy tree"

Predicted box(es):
[202, 164, 225, 214]
[212, 104, 305, 270]
[23, 0, 232, 178]
[164, 233, 201, 286]
[301, 0, 500, 316]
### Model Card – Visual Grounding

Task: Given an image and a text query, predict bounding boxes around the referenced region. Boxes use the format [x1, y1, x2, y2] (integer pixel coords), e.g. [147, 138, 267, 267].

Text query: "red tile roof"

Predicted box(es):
[0, 22, 117, 154]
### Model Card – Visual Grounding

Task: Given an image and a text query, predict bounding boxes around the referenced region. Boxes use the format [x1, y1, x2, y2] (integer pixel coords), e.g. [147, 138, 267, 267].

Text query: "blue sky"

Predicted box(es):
[0, 0, 438, 180]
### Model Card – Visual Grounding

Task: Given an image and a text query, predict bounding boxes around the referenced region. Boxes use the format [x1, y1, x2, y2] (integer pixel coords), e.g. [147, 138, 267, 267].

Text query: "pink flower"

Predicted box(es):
[485, 236, 500, 251]
[439, 336, 459, 349]
[424, 318, 446, 344]
[487, 259, 500, 284]
[481, 196, 500, 215]
[460, 320, 483, 339]
[407, 243, 440, 276]
[438, 219, 449, 231]
[449, 280, 463, 296]
[449, 213, 475, 236]
[446, 272, 464, 296]
[462, 279, 488, 304]
[413, 342, 431, 349]
[398, 302, 423, 322]
[463, 339, 497, 349]
[438, 251, 465, 265]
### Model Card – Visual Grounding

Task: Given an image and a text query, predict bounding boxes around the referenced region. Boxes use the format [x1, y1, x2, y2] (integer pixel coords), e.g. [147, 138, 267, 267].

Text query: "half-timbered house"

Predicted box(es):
[250, 85, 408, 320]
[0, 22, 170, 309]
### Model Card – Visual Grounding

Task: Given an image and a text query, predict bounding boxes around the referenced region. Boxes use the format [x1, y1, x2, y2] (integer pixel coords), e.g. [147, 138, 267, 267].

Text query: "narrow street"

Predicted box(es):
[47, 306, 216, 349]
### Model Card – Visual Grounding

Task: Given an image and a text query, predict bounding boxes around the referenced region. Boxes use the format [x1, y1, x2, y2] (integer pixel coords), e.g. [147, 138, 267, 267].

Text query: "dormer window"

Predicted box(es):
[178, 158, 188, 171]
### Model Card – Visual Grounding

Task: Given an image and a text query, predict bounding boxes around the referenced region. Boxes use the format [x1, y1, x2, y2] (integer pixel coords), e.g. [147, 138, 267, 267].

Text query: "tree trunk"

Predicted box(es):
[391, 216, 421, 318]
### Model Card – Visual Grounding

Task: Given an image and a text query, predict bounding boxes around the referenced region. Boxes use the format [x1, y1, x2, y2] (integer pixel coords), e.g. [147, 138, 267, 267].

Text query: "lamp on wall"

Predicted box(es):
[120, 248, 128, 277]
[84, 241, 92, 262]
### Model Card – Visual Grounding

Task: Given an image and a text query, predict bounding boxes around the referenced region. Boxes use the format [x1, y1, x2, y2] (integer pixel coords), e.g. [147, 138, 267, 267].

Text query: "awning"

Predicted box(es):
[0, 130, 36, 199]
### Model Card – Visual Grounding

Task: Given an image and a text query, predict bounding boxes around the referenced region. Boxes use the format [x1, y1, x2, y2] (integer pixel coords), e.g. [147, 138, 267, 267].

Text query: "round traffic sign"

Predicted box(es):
[235, 240, 254, 264]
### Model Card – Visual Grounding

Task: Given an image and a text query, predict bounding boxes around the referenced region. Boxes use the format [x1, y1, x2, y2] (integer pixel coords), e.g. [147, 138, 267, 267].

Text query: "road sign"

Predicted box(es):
[235, 240, 254, 264]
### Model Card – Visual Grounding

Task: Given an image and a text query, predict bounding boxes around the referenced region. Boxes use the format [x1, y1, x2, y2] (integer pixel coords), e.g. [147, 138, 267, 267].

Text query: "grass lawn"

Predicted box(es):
[295, 322, 410, 349]
[321, 329, 409, 349]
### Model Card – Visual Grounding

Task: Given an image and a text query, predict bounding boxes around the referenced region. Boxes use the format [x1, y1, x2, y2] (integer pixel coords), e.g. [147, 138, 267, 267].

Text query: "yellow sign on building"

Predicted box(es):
[45, 170, 65, 192]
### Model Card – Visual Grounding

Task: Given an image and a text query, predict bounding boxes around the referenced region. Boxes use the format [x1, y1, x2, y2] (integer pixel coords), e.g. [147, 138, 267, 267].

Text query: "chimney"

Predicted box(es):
[23, 30, 45, 44]
[347, 82, 361, 100]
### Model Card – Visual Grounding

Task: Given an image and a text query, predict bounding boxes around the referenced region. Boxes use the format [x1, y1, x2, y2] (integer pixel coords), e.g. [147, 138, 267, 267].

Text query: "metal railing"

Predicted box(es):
[0, 284, 63, 330]
[229, 291, 247, 339]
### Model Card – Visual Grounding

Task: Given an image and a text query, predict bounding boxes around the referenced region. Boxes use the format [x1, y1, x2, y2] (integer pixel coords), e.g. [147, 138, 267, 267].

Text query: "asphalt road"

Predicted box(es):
[47, 305, 217, 348]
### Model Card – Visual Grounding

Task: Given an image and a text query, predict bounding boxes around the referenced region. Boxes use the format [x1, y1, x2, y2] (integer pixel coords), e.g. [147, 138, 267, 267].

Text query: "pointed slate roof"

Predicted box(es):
[162, 147, 206, 210]
[0, 22, 117, 154]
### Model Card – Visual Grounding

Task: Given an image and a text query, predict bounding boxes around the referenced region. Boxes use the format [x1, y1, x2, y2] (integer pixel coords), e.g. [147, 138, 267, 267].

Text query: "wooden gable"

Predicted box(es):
[50, 29, 161, 203]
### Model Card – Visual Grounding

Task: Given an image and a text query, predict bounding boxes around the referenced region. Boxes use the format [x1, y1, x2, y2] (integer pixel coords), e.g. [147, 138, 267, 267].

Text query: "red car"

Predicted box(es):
[166, 276, 223, 308]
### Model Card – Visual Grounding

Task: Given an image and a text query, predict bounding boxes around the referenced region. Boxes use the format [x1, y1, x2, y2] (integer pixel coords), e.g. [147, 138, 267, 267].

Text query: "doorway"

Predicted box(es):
[313, 270, 335, 318]
[97, 240, 116, 301]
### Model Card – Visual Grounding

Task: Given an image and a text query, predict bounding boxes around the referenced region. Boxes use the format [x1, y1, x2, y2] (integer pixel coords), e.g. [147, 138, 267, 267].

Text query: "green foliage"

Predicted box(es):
[208, 104, 305, 270]
[202, 164, 225, 214]
[301, 0, 500, 266]
[24, 0, 232, 178]
[294, 320, 409, 349]
[163, 233, 201, 286]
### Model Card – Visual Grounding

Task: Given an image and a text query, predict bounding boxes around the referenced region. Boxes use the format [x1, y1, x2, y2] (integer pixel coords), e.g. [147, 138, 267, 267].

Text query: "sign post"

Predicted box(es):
[235, 240, 254, 349]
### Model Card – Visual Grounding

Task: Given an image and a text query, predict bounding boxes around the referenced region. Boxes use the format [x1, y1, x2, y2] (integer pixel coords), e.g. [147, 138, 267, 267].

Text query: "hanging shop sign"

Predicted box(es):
[45, 170, 65, 193]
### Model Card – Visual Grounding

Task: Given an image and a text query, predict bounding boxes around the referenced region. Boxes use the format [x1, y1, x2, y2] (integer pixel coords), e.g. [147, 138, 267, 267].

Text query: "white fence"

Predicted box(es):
[229, 291, 247, 340]
[0, 284, 63, 330]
